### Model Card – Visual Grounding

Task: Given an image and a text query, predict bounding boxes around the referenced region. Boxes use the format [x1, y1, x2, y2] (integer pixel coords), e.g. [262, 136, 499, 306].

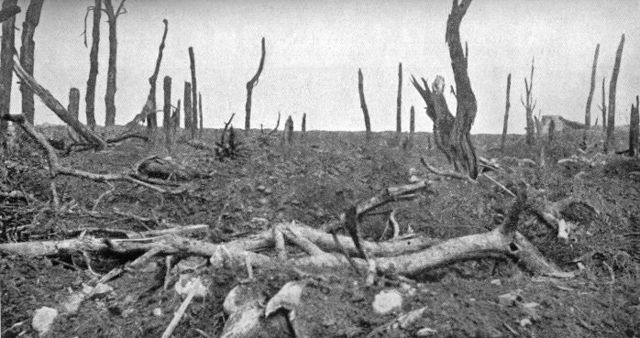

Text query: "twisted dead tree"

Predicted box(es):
[84, 0, 101, 130]
[501, 73, 511, 151]
[103, 0, 126, 126]
[0, 0, 17, 154]
[584, 44, 600, 128]
[358, 68, 371, 141]
[19, 0, 43, 125]
[522, 58, 536, 145]
[605, 34, 625, 153]
[411, 0, 478, 178]
[244, 37, 266, 131]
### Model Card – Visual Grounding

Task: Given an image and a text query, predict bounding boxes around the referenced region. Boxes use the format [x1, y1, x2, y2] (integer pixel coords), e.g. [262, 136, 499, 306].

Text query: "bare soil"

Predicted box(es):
[1, 127, 639, 337]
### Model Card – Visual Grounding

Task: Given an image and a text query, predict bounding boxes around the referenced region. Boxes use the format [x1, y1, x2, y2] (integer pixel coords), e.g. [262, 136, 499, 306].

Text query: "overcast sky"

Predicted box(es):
[11, 0, 640, 134]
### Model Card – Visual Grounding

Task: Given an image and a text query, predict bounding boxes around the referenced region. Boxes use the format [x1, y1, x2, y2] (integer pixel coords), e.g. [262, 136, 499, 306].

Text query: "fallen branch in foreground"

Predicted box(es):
[3, 114, 191, 194]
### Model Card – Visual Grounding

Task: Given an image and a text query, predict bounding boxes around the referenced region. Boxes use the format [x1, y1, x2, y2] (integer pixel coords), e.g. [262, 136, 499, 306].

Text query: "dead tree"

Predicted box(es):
[188, 47, 198, 138]
[172, 99, 180, 134]
[605, 34, 625, 153]
[183, 82, 192, 133]
[144, 19, 168, 132]
[163, 76, 171, 150]
[19, 0, 43, 125]
[396, 62, 402, 135]
[409, 105, 415, 138]
[103, 0, 126, 126]
[67, 88, 80, 142]
[629, 96, 639, 157]
[301, 113, 306, 135]
[521, 58, 536, 146]
[198, 92, 202, 136]
[501, 73, 511, 151]
[600, 77, 607, 133]
[84, 0, 101, 130]
[0, 0, 17, 153]
[357, 68, 371, 141]
[245, 37, 266, 131]
[411, 0, 479, 178]
[283, 115, 293, 146]
[13, 58, 107, 149]
[584, 44, 599, 128]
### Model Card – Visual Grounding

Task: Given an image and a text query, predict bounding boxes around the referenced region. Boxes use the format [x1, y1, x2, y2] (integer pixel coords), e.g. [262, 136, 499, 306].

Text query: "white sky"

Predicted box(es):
[11, 0, 640, 133]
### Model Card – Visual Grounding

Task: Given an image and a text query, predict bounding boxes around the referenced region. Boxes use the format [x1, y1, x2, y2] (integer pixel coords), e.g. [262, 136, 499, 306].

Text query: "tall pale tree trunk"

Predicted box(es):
[245, 37, 265, 131]
[605, 34, 625, 153]
[85, 0, 101, 130]
[188, 47, 198, 138]
[584, 44, 599, 128]
[357, 68, 371, 141]
[501, 73, 511, 151]
[19, 0, 43, 125]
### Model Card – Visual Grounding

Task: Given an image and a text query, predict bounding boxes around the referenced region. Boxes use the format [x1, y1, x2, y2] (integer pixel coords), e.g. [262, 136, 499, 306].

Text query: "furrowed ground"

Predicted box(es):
[1, 126, 639, 337]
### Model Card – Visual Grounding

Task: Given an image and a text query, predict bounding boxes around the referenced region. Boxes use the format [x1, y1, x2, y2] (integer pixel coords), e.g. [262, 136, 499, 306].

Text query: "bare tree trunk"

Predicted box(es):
[183, 82, 192, 134]
[396, 62, 402, 135]
[585, 44, 599, 128]
[103, 0, 126, 127]
[85, 0, 101, 130]
[13, 59, 107, 149]
[301, 113, 306, 135]
[501, 73, 511, 151]
[409, 106, 415, 136]
[630, 96, 639, 157]
[198, 92, 202, 137]
[601, 77, 607, 133]
[172, 99, 180, 134]
[522, 58, 536, 146]
[605, 34, 625, 153]
[188, 47, 198, 138]
[19, 0, 43, 125]
[357, 68, 371, 141]
[163, 76, 171, 150]
[68, 88, 80, 120]
[143, 19, 168, 132]
[283, 115, 293, 146]
[245, 37, 266, 131]
[0, 0, 17, 154]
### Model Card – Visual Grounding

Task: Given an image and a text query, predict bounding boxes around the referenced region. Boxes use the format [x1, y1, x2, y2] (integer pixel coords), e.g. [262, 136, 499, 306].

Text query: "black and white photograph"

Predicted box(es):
[0, 0, 639, 337]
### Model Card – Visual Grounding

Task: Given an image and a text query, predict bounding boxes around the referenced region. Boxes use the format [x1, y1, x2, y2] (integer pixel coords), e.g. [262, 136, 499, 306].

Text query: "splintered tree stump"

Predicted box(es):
[188, 47, 198, 138]
[522, 58, 537, 146]
[358, 68, 371, 141]
[629, 96, 639, 157]
[283, 115, 293, 146]
[301, 113, 306, 135]
[585, 44, 600, 127]
[183, 82, 192, 132]
[163, 76, 172, 150]
[103, 0, 126, 127]
[67, 87, 80, 142]
[396, 62, 402, 135]
[0, 0, 17, 154]
[501, 73, 511, 151]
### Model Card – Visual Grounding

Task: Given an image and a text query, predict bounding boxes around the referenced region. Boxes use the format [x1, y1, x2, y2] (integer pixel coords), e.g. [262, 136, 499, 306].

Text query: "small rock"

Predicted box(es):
[490, 279, 502, 286]
[519, 318, 532, 327]
[518, 302, 540, 321]
[32, 307, 58, 337]
[409, 175, 422, 183]
[400, 283, 416, 297]
[152, 308, 163, 317]
[174, 275, 208, 299]
[372, 290, 402, 314]
[175, 256, 207, 273]
[90, 283, 114, 298]
[415, 327, 438, 336]
[498, 292, 521, 307]
[60, 293, 84, 314]
[258, 198, 269, 205]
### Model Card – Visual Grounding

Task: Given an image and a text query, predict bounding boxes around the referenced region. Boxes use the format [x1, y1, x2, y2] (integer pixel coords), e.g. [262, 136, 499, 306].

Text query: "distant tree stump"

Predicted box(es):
[283, 115, 293, 146]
